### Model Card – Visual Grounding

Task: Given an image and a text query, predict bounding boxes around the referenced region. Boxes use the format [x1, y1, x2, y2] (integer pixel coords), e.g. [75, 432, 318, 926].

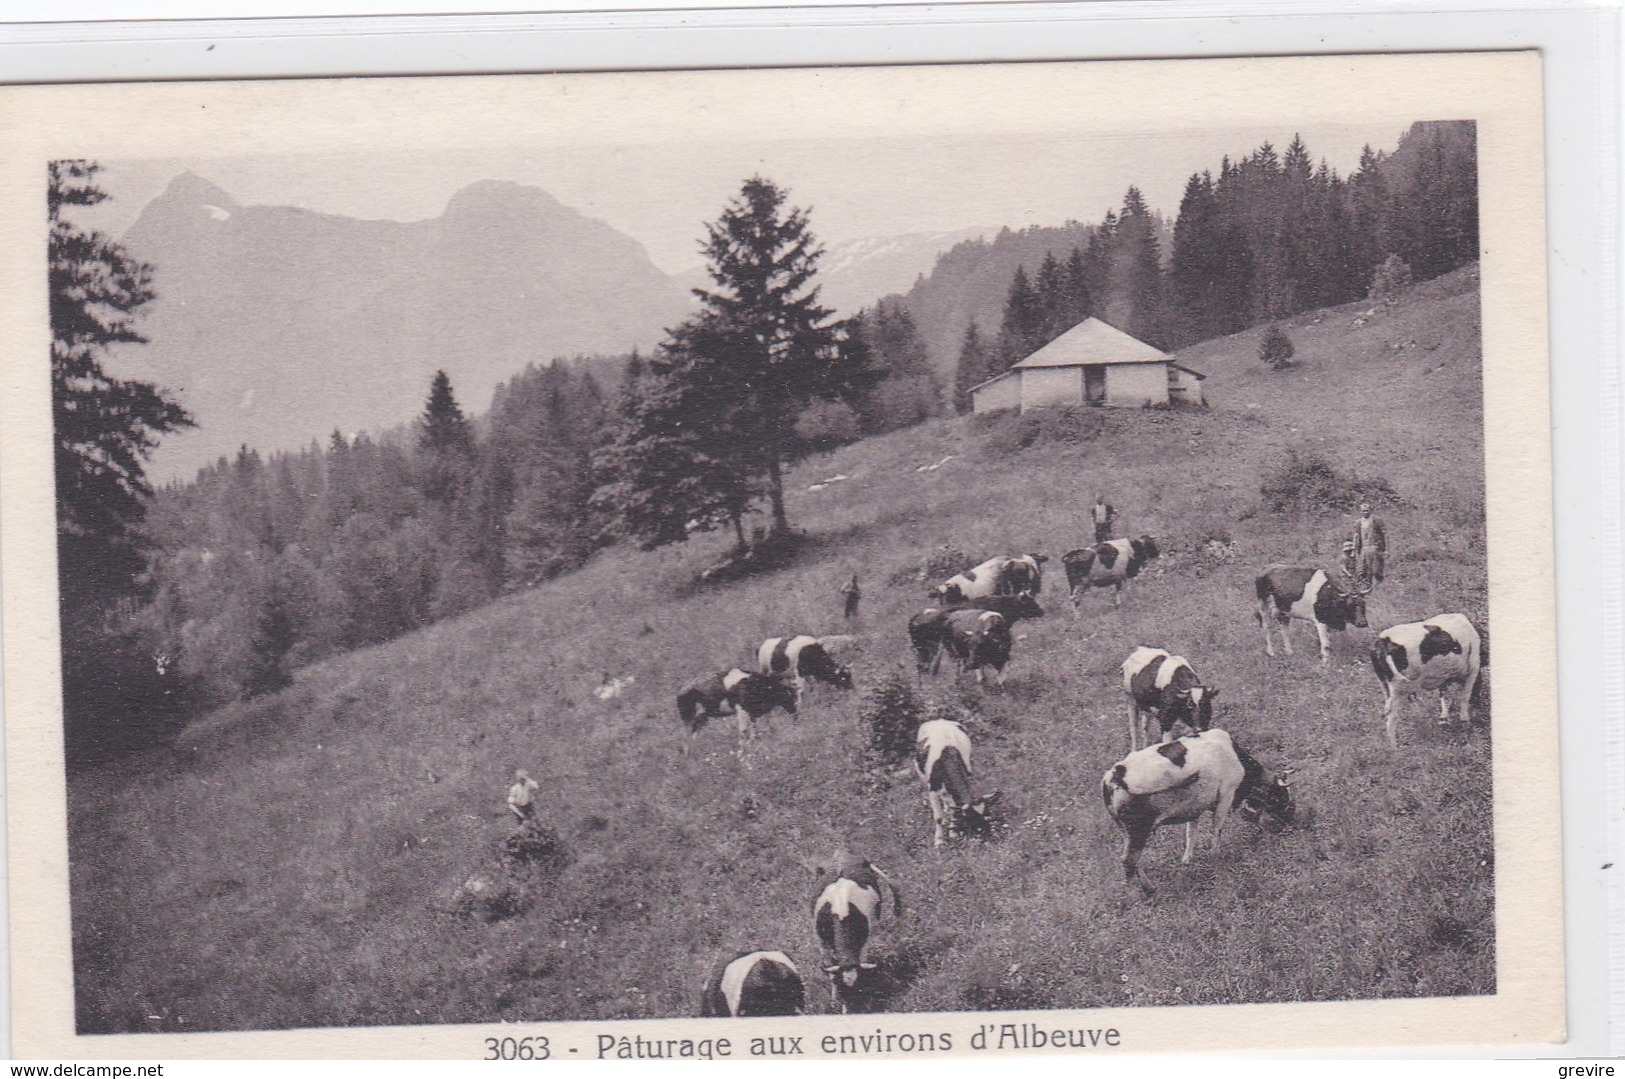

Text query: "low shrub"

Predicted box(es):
[980, 406, 1105, 455]
[889, 545, 973, 587]
[1258, 324, 1296, 370]
[860, 672, 925, 769]
[501, 820, 571, 870]
[1259, 449, 1398, 515]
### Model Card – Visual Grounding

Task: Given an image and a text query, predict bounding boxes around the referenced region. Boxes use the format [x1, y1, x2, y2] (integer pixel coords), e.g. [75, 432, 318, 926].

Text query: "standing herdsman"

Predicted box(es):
[1090, 494, 1117, 543]
[1352, 501, 1388, 584]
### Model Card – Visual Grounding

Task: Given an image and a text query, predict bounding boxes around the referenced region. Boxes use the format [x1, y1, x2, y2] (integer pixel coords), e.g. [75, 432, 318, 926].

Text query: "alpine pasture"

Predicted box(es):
[69, 267, 1491, 1032]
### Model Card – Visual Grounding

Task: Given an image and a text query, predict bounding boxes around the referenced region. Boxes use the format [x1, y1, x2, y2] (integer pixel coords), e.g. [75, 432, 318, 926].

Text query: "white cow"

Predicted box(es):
[1370, 613, 1487, 748]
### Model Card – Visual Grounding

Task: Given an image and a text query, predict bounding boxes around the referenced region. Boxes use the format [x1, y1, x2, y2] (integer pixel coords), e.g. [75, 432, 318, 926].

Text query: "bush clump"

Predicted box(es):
[890, 545, 973, 587]
[979, 406, 1105, 455]
[501, 820, 572, 870]
[1258, 324, 1296, 370]
[1259, 449, 1398, 515]
[860, 672, 925, 769]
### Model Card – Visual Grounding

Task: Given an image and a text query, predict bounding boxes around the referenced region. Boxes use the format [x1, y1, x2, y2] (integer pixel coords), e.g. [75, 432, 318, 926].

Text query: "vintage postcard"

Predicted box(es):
[0, 51, 1559, 1058]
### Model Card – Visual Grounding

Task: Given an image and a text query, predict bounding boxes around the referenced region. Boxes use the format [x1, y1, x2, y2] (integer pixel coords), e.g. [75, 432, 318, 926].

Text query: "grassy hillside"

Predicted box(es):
[69, 266, 1491, 1032]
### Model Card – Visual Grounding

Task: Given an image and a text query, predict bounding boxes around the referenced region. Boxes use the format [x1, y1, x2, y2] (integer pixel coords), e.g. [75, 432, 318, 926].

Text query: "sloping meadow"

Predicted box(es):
[69, 268, 1491, 1031]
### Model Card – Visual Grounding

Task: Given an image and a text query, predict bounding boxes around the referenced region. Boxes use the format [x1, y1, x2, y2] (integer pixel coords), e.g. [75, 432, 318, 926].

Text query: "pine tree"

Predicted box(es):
[952, 320, 993, 414]
[591, 312, 761, 551]
[685, 176, 841, 537]
[419, 369, 473, 455]
[417, 369, 474, 504]
[997, 264, 1045, 362]
[51, 160, 193, 608]
[50, 160, 194, 761]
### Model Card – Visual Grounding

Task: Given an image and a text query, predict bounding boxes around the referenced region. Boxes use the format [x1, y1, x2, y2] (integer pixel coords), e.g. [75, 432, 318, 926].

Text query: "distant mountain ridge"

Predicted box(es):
[114, 173, 695, 481]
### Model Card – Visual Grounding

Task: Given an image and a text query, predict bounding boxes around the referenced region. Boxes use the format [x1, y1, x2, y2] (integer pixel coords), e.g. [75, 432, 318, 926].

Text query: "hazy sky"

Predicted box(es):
[79, 122, 1407, 274]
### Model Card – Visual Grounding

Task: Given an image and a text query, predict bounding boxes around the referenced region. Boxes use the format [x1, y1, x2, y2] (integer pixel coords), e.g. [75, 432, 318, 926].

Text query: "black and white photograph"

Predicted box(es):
[0, 50, 1563, 1057]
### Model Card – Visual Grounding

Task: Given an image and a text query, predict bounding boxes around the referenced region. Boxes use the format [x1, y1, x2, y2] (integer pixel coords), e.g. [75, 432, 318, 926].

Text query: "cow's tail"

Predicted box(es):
[869, 863, 905, 917]
[1252, 573, 1273, 623]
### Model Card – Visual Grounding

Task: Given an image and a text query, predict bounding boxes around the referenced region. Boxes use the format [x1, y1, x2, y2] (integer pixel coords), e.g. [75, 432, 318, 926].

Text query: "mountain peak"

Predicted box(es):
[158, 171, 239, 210]
[442, 179, 567, 219]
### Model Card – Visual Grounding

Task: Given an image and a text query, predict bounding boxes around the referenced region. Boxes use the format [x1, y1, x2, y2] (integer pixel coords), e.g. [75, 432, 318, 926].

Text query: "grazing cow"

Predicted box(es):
[699, 950, 806, 1017]
[1370, 613, 1487, 748]
[907, 607, 953, 679]
[1061, 536, 1160, 609]
[1253, 565, 1370, 662]
[676, 669, 798, 750]
[929, 554, 1048, 604]
[941, 609, 1013, 685]
[908, 594, 1042, 682]
[757, 635, 854, 694]
[1121, 646, 1218, 750]
[914, 719, 999, 847]
[1102, 729, 1296, 895]
[813, 859, 903, 1008]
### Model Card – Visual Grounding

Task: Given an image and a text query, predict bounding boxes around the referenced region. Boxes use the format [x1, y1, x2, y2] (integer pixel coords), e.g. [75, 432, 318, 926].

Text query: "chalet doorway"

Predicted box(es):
[1084, 365, 1106, 404]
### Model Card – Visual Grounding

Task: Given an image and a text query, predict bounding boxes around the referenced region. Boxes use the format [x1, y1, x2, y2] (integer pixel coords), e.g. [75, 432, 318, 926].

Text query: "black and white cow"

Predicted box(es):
[1121, 646, 1218, 750]
[676, 669, 799, 750]
[1061, 536, 1160, 610]
[1253, 564, 1370, 662]
[1370, 613, 1487, 749]
[914, 719, 999, 847]
[757, 635, 854, 696]
[699, 950, 806, 1017]
[907, 593, 1044, 682]
[929, 554, 1047, 604]
[812, 859, 903, 1008]
[941, 609, 1013, 686]
[1101, 729, 1296, 895]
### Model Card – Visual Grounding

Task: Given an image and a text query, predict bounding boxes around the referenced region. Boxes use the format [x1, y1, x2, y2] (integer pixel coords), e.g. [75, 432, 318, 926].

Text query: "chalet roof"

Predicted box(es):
[1011, 317, 1169, 369]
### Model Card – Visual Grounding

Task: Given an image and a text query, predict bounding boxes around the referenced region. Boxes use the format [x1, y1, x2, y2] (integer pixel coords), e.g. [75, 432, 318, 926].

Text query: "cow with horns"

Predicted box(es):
[699, 950, 807, 1017]
[1253, 564, 1370, 662]
[676, 669, 799, 752]
[757, 635, 854, 698]
[928, 554, 1047, 604]
[1102, 729, 1296, 895]
[914, 718, 999, 847]
[1061, 536, 1160, 610]
[812, 859, 903, 1010]
[1121, 646, 1218, 750]
[1370, 613, 1488, 748]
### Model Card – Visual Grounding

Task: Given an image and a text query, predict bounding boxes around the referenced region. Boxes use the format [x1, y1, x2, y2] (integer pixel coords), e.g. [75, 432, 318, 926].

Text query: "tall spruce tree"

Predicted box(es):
[50, 160, 194, 761]
[685, 176, 840, 536]
[952, 320, 994, 414]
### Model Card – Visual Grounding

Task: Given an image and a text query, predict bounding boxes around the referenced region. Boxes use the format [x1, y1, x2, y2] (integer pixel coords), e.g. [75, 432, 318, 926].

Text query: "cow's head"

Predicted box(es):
[947, 789, 1000, 841]
[1239, 767, 1296, 826]
[1006, 592, 1045, 620]
[1027, 552, 1050, 566]
[1132, 536, 1160, 561]
[1177, 685, 1218, 731]
[929, 582, 965, 604]
[830, 664, 855, 690]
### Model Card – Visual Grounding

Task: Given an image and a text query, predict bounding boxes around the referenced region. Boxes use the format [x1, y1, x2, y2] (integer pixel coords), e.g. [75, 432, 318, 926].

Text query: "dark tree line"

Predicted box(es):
[951, 122, 1479, 410]
[137, 363, 611, 710]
